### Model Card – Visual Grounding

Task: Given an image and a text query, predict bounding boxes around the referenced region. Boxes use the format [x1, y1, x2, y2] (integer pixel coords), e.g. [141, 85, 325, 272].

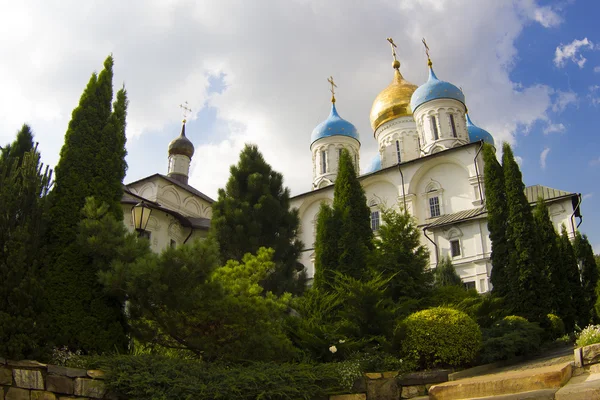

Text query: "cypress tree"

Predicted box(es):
[482, 143, 510, 297]
[558, 226, 585, 331]
[332, 149, 373, 280]
[45, 56, 129, 353]
[434, 256, 463, 287]
[313, 203, 339, 291]
[533, 199, 562, 314]
[211, 144, 306, 295]
[0, 135, 52, 360]
[574, 231, 597, 325]
[502, 143, 550, 322]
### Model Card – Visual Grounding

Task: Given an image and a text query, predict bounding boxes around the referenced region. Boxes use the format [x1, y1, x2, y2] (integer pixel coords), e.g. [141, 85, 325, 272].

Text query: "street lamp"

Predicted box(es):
[131, 201, 152, 236]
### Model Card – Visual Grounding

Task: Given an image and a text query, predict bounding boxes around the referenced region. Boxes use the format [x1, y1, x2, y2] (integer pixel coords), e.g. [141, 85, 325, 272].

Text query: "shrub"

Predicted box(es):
[576, 325, 600, 347]
[480, 316, 543, 363]
[429, 286, 479, 307]
[92, 354, 355, 399]
[398, 307, 482, 370]
[547, 314, 566, 340]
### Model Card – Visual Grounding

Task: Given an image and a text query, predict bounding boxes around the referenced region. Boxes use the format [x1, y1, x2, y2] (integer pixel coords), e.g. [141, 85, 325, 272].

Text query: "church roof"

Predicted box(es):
[410, 66, 465, 113]
[125, 173, 215, 203]
[311, 103, 360, 146]
[524, 185, 573, 204]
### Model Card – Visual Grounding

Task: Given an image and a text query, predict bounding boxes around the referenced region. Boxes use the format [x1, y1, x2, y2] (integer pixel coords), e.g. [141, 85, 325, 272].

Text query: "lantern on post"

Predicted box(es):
[131, 201, 152, 235]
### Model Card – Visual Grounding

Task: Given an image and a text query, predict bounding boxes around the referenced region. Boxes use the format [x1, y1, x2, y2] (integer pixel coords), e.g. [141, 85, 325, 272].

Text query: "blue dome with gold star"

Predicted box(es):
[410, 66, 465, 112]
[311, 103, 360, 146]
[466, 113, 495, 146]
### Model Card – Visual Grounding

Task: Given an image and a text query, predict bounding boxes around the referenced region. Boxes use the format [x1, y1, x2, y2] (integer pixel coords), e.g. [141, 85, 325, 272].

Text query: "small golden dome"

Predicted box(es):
[369, 67, 418, 132]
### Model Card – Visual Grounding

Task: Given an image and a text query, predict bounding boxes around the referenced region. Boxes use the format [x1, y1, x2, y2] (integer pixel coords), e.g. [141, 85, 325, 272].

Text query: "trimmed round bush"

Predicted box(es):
[547, 314, 565, 340]
[481, 315, 543, 363]
[576, 325, 600, 347]
[398, 307, 482, 370]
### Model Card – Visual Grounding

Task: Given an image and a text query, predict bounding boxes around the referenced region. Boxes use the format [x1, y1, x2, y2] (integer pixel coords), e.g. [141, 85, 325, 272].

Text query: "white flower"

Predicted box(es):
[329, 345, 338, 353]
[339, 339, 346, 344]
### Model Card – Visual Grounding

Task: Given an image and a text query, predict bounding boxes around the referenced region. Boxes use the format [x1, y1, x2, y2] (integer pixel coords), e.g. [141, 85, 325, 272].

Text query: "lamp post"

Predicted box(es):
[131, 201, 152, 237]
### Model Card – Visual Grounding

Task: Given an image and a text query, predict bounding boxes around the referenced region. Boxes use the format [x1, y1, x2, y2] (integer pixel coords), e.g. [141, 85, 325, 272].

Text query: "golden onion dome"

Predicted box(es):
[369, 64, 418, 133]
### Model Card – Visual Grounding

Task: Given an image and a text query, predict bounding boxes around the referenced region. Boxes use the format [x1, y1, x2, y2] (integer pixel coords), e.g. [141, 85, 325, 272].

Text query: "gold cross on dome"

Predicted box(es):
[422, 38, 432, 66]
[179, 101, 192, 123]
[386, 37, 398, 62]
[327, 76, 337, 103]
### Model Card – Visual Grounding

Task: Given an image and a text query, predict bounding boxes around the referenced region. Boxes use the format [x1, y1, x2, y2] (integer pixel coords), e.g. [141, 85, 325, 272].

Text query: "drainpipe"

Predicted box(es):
[183, 223, 194, 244]
[473, 141, 484, 204]
[396, 163, 407, 212]
[423, 226, 438, 268]
[570, 193, 583, 232]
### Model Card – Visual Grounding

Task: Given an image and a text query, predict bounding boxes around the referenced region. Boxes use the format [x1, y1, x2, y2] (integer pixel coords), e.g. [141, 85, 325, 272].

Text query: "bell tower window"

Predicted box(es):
[395, 140, 402, 163]
[431, 116, 439, 140]
[321, 150, 327, 174]
[450, 114, 457, 138]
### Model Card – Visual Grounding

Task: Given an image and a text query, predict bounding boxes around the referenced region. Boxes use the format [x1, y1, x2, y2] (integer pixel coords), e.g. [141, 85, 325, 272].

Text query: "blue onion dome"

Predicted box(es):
[466, 113, 495, 146]
[410, 66, 466, 113]
[365, 153, 382, 173]
[168, 121, 195, 158]
[310, 102, 360, 146]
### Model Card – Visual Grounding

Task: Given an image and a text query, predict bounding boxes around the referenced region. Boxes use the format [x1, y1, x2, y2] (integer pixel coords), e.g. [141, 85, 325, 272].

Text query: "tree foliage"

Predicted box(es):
[371, 208, 432, 303]
[313, 203, 339, 290]
[502, 143, 550, 323]
[434, 256, 463, 288]
[211, 144, 305, 295]
[574, 232, 599, 325]
[45, 55, 129, 353]
[0, 129, 51, 360]
[557, 226, 585, 331]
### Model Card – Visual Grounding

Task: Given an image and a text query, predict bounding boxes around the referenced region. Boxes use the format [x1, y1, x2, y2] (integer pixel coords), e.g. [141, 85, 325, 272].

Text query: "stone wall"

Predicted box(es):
[0, 359, 110, 400]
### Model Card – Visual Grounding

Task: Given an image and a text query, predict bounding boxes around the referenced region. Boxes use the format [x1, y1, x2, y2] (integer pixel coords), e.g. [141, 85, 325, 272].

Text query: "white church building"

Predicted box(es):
[121, 46, 582, 293]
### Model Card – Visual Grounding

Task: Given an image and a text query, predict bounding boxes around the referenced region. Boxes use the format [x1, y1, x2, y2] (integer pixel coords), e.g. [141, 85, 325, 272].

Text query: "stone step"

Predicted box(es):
[555, 370, 600, 400]
[428, 362, 572, 400]
[468, 389, 558, 399]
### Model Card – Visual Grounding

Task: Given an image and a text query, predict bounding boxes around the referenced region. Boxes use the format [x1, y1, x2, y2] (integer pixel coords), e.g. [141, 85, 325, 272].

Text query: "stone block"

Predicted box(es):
[74, 378, 106, 398]
[5, 387, 30, 400]
[365, 372, 382, 379]
[329, 394, 366, 400]
[367, 376, 400, 400]
[382, 371, 398, 379]
[30, 391, 57, 400]
[46, 375, 74, 395]
[7, 361, 45, 369]
[401, 385, 426, 399]
[46, 366, 87, 378]
[574, 347, 583, 368]
[582, 343, 600, 366]
[0, 367, 12, 385]
[351, 376, 367, 393]
[86, 370, 105, 380]
[13, 369, 43, 390]
[397, 370, 450, 386]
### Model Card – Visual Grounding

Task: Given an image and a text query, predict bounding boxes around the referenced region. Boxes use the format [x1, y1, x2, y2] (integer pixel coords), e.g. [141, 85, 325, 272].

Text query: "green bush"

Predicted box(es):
[480, 316, 543, 364]
[92, 355, 356, 399]
[429, 286, 479, 307]
[398, 307, 482, 370]
[547, 314, 566, 340]
[576, 325, 600, 347]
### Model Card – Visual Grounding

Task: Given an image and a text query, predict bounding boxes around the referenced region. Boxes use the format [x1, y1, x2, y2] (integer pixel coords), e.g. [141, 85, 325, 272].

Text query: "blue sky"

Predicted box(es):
[0, 0, 598, 250]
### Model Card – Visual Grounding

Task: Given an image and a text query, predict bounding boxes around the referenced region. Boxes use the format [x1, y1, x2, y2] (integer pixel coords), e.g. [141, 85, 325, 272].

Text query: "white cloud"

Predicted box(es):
[515, 156, 524, 167]
[583, 193, 593, 200]
[554, 38, 595, 68]
[543, 123, 565, 134]
[552, 90, 577, 112]
[0, 0, 565, 198]
[540, 147, 550, 169]
[595, 66, 600, 73]
[590, 157, 600, 166]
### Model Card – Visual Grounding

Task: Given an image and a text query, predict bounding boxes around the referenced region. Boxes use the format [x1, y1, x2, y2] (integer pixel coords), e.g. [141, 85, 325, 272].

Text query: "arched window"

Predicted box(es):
[395, 140, 402, 163]
[430, 116, 439, 140]
[449, 114, 457, 138]
[320, 150, 327, 174]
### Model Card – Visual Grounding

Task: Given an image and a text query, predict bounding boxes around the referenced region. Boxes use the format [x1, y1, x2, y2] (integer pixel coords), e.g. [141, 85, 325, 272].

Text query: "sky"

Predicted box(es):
[1, 0, 599, 250]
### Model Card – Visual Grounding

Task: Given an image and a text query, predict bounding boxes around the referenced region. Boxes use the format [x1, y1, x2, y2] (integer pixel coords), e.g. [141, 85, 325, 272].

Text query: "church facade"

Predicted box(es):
[289, 50, 581, 292]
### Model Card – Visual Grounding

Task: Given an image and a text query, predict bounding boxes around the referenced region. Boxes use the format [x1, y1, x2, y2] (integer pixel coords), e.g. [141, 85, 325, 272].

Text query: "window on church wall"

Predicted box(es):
[464, 281, 475, 290]
[370, 210, 380, 232]
[429, 196, 441, 218]
[321, 150, 327, 174]
[430, 116, 439, 140]
[395, 140, 402, 163]
[450, 239, 461, 257]
[449, 114, 457, 138]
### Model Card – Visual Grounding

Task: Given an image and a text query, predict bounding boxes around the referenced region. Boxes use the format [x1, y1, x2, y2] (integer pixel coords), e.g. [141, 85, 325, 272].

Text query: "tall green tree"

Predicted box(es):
[533, 199, 562, 314]
[434, 256, 463, 287]
[331, 149, 373, 280]
[502, 143, 550, 323]
[0, 134, 52, 360]
[482, 143, 510, 297]
[574, 231, 597, 325]
[371, 208, 432, 302]
[0, 124, 34, 165]
[313, 203, 339, 290]
[45, 55, 129, 353]
[557, 226, 585, 331]
[211, 144, 306, 295]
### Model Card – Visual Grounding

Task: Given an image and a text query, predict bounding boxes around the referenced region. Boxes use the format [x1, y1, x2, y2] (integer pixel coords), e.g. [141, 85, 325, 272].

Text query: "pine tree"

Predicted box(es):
[45, 56, 129, 353]
[434, 256, 463, 287]
[313, 203, 339, 291]
[533, 199, 562, 314]
[211, 144, 306, 295]
[482, 143, 510, 297]
[0, 135, 52, 360]
[574, 231, 597, 325]
[372, 208, 432, 301]
[502, 143, 550, 322]
[332, 149, 373, 280]
[558, 226, 585, 331]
